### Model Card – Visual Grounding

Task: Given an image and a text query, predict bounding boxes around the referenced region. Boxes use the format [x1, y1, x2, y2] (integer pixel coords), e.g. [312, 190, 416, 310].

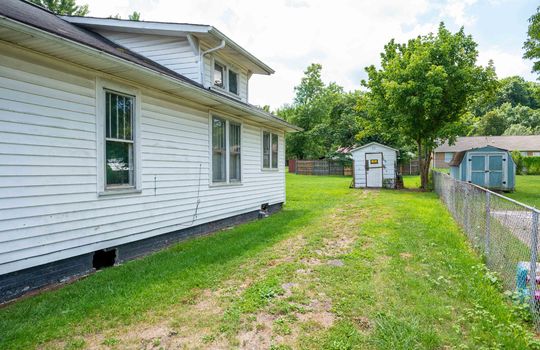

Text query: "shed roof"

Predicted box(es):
[448, 146, 510, 167]
[435, 135, 540, 152]
[350, 142, 399, 153]
[448, 151, 465, 167]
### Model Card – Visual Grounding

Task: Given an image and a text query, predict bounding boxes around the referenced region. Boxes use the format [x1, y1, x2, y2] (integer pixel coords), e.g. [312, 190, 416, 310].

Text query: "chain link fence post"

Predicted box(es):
[464, 185, 469, 234]
[485, 191, 491, 259]
[531, 211, 539, 309]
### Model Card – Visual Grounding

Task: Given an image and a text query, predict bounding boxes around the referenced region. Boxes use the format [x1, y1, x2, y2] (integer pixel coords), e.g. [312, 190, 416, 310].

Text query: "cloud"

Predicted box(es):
[284, 0, 310, 8]
[478, 47, 535, 80]
[83, 0, 535, 108]
[439, 0, 478, 27]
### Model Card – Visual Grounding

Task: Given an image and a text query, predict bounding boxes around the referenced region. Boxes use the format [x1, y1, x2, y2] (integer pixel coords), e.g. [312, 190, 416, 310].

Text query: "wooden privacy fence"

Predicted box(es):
[289, 159, 352, 176]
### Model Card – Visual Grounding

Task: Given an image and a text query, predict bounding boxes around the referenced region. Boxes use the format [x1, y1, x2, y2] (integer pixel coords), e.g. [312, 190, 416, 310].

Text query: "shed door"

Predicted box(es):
[470, 155, 486, 186]
[488, 155, 503, 189]
[366, 153, 383, 188]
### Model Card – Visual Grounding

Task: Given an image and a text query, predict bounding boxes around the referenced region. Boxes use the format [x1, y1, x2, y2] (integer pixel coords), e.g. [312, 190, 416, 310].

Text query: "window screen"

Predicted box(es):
[229, 123, 241, 181]
[271, 134, 278, 168]
[229, 70, 238, 95]
[263, 131, 271, 168]
[212, 117, 226, 182]
[214, 62, 224, 88]
[105, 91, 134, 187]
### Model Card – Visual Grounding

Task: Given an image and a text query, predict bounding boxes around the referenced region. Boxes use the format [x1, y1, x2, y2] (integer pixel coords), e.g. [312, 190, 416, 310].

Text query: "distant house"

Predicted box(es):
[434, 135, 540, 168]
[0, 0, 300, 302]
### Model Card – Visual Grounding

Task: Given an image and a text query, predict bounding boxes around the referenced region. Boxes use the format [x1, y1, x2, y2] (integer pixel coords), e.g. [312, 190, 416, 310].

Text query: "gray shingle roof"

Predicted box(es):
[435, 135, 540, 152]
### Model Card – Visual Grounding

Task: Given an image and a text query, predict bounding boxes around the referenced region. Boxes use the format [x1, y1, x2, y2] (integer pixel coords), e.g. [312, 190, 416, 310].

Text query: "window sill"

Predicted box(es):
[209, 182, 243, 188]
[262, 168, 280, 172]
[210, 86, 241, 100]
[98, 188, 142, 196]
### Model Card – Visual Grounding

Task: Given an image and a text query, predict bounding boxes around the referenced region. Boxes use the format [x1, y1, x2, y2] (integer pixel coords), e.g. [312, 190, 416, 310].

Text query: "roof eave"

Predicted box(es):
[61, 16, 275, 75]
[1, 16, 298, 132]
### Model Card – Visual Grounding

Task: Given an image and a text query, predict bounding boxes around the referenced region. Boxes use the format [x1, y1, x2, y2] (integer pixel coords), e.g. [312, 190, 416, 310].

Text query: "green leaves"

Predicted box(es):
[524, 6, 540, 75]
[278, 64, 366, 160]
[363, 22, 495, 188]
[29, 0, 89, 16]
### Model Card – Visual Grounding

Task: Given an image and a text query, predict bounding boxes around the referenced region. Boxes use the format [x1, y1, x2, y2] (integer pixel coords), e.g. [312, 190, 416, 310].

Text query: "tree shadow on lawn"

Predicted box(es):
[0, 208, 309, 349]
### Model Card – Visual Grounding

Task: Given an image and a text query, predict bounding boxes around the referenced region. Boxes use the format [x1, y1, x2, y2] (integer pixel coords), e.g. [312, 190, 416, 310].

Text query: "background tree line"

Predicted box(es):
[279, 6, 540, 189]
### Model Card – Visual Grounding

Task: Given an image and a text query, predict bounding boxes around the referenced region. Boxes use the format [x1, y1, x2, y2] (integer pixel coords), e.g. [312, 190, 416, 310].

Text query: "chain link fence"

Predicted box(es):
[433, 171, 540, 327]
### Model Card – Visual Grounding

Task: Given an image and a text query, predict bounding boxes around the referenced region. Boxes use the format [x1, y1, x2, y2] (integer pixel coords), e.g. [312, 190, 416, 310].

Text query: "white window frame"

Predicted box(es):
[262, 130, 280, 171]
[96, 78, 142, 195]
[208, 112, 243, 186]
[444, 152, 454, 163]
[211, 57, 240, 98]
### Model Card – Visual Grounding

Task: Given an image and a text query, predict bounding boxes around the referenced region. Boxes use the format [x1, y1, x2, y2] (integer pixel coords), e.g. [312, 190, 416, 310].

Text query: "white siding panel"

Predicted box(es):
[0, 49, 286, 275]
[95, 30, 201, 82]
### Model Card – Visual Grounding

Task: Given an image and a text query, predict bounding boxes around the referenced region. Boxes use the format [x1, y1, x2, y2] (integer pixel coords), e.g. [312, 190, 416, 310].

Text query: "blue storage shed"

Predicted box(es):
[448, 145, 516, 191]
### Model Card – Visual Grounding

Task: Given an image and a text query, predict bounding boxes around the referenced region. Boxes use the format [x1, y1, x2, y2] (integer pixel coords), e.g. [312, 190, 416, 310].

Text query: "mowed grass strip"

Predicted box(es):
[507, 175, 540, 209]
[0, 174, 538, 349]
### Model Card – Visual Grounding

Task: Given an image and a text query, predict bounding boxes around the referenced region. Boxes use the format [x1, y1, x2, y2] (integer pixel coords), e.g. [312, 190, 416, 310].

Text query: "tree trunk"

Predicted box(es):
[417, 140, 432, 190]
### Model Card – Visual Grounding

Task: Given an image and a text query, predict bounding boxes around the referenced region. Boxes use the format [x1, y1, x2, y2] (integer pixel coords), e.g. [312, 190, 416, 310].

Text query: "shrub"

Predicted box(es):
[523, 156, 540, 175]
[511, 150, 524, 175]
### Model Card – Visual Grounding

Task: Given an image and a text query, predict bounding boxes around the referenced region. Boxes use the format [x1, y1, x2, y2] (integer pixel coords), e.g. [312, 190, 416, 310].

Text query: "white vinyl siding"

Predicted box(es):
[95, 30, 200, 82]
[0, 44, 285, 276]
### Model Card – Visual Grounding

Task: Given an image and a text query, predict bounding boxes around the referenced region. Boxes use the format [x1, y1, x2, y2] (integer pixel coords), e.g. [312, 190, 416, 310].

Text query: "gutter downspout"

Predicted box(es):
[200, 39, 226, 87]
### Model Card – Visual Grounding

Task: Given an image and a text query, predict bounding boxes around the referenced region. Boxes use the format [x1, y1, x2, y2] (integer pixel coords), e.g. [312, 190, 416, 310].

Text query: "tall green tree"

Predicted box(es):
[473, 103, 540, 136]
[280, 64, 345, 159]
[524, 6, 540, 75]
[475, 109, 508, 135]
[363, 23, 496, 189]
[503, 124, 536, 136]
[29, 0, 89, 16]
[495, 76, 539, 108]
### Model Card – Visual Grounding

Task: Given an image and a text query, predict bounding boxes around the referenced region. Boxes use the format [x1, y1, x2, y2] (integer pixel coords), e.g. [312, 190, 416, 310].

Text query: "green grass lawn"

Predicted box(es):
[0, 174, 538, 349]
[506, 175, 540, 209]
[403, 175, 421, 189]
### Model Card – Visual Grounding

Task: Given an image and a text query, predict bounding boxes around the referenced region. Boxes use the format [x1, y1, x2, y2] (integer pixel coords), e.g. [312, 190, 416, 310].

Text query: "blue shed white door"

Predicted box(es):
[467, 152, 506, 189]
[366, 152, 383, 187]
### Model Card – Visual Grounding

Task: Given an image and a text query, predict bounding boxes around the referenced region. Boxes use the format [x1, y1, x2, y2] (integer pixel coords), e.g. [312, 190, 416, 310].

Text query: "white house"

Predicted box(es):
[351, 142, 398, 188]
[0, 0, 300, 303]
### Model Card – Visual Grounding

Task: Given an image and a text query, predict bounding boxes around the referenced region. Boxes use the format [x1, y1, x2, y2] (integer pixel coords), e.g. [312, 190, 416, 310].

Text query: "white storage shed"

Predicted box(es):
[351, 142, 399, 188]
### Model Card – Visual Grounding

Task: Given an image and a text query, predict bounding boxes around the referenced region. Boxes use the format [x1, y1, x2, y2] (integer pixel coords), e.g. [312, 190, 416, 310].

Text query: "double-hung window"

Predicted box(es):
[97, 79, 140, 195]
[262, 131, 279, 170]
[213, 59, 240, 96]
[105, 90, 135, 188]
[211, 115, 241, 184]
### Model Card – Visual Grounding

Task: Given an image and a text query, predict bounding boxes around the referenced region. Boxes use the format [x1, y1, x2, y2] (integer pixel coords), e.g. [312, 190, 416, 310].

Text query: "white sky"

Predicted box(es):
[83, 0, 538, 109]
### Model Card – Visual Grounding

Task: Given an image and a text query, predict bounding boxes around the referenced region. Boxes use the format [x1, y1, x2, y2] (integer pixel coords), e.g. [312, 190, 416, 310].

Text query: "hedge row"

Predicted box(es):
[511, 151, 540, 175]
